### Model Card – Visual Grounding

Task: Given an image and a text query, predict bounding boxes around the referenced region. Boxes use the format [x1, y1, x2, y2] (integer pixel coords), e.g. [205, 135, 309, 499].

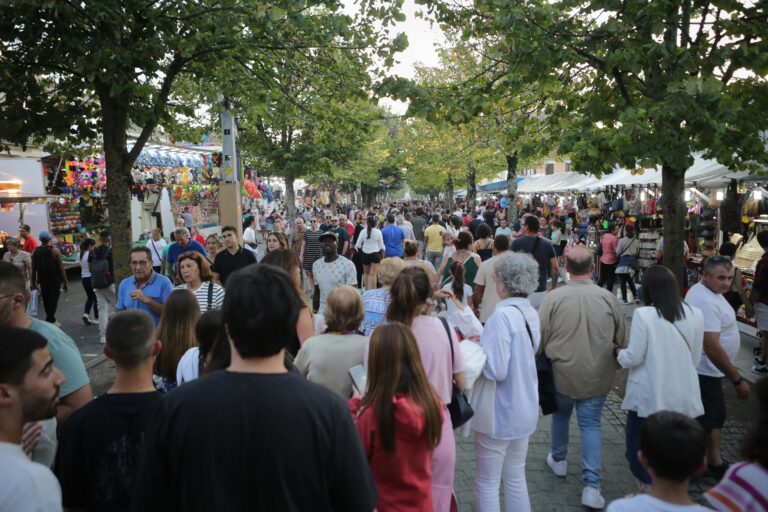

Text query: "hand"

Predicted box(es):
[466, 334, 481, 342]
[130, 289, 147, 303]
[62, 282, 68, 293]
[21, 422, 43, 454]
[735, 379, 751, 399]
[432, 288, 454, 301]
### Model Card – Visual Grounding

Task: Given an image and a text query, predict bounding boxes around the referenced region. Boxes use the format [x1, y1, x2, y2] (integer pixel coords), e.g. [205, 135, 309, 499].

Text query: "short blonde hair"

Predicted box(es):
[324, 285, 364, 332]
[377, 257, 405, 286]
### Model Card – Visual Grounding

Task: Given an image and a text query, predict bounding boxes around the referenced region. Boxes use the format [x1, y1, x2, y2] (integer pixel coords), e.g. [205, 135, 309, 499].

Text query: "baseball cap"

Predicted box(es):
[39, 230, 51, 241]
[318, 231, 338, 242]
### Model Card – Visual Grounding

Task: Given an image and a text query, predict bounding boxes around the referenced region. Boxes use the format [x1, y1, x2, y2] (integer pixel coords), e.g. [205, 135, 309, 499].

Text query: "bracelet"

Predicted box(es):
[732, 377, 744, 386]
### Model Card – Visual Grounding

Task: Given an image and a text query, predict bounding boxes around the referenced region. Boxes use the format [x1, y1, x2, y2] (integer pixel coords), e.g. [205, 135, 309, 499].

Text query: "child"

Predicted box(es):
[349, 323, 444, 512]
[441, 260, 473, 316]
[607, 410, 710, 511]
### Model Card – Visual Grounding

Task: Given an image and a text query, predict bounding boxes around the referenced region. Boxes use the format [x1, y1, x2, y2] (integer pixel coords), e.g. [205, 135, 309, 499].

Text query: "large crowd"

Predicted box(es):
[1, 198, 767, 511]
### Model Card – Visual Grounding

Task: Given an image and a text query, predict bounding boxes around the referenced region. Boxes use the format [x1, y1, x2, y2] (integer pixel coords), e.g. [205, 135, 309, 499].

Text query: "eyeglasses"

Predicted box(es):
[131, 260, 149, 266]
[331, 220, 338, 223]
[0, 294, 16, 300]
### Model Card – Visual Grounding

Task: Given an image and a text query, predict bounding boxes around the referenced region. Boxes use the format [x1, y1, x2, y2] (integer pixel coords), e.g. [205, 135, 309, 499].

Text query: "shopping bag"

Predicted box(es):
[449, 297, 484, 338]
[26, 289, 39, 317]
[459, 341, 487, 390]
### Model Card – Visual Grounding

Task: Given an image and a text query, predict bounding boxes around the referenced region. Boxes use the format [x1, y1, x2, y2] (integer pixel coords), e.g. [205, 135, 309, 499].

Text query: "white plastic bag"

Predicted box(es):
[26, 289, 39, 317]
[459, 340, 487, 390]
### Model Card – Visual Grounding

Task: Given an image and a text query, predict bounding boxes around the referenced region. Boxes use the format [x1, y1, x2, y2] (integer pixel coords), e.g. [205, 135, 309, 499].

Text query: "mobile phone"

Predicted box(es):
[348, 365, 367, 394]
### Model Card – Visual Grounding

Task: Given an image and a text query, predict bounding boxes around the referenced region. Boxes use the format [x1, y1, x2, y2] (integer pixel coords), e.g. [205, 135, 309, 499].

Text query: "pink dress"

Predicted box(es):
[410, 315, 465, 512]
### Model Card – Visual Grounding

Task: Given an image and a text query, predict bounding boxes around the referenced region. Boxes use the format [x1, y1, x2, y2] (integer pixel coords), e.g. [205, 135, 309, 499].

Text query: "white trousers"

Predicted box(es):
[93, 285, 116, 343]
[475, 432, 531, 512]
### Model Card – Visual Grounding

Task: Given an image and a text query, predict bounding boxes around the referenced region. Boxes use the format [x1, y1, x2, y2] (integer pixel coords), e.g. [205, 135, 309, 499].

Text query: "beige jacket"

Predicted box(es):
[538, 279, 627, 399]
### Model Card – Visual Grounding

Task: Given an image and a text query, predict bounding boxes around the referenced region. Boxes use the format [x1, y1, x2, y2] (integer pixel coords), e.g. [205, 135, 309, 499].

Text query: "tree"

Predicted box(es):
[0, 0, 405, 278]
[413, 0, 768, 282]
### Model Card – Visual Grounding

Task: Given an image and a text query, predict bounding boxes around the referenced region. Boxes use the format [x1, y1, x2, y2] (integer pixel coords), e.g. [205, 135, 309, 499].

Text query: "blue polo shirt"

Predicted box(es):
[166, 240, 207, 274]
[116, 270, 173, 324]
[381, 224, 405, 257]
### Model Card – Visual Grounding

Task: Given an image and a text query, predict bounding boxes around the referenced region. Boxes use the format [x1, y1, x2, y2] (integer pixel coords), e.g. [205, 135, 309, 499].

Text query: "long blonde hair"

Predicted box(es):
[154, 289, 199, 379]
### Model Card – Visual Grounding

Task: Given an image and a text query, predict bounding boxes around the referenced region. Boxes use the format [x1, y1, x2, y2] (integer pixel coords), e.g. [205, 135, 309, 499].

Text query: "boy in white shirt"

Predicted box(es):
[608, 411, 710, 512]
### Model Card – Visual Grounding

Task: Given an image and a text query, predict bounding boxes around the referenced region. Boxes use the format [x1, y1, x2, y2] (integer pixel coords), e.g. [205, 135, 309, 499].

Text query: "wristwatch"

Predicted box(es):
[732, 377, 744, 386]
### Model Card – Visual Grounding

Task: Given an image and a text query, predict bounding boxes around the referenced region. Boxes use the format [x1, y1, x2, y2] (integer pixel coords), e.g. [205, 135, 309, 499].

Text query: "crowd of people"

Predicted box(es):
[0, 198, 767, 512]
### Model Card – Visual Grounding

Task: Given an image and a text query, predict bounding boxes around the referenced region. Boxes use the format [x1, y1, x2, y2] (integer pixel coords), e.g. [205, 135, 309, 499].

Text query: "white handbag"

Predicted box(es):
[449, 296, 484, 338]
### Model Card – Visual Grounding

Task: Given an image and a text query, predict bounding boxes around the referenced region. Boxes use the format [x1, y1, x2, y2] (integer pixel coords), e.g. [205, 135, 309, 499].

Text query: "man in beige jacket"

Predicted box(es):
[538, 246, 627, 510]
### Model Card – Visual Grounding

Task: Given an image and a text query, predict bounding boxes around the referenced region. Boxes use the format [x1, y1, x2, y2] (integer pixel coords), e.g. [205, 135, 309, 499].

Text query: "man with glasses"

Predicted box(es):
[686, 255, 750, 479]
[212, 225, 257, 286]
[116, 247, 173, 325]
[166, 227, 206, 285]
[319, 213, 333, 232]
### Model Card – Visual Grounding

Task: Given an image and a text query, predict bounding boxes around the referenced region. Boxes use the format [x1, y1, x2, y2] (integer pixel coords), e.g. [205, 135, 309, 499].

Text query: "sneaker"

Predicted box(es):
[581, 486, 605, 509]
[546, 453, 567, 477]
[752, 362, 768, 376]
[53, 321, 62, 327]
[82, 314, 93, 326]
[620, 300, 630, 305]
[754, 347, 763, 364]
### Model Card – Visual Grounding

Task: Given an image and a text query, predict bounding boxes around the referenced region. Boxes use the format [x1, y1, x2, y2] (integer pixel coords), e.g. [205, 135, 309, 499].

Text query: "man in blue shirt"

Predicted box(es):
[166, 228, 206, 284]
[116, 247, 173, 325]
[381, 214, 405, 258]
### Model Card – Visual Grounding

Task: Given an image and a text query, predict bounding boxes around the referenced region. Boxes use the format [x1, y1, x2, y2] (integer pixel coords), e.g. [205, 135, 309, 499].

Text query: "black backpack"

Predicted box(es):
[91, 246, 112, 289]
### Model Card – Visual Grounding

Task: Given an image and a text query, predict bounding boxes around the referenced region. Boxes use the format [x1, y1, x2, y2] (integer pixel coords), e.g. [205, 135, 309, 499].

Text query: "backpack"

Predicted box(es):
[91, 246, 112, 289]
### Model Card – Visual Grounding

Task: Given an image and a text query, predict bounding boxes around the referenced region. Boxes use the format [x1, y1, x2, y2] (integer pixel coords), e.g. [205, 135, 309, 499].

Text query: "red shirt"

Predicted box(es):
[600, 233, 619, 265]
[21, 236, 38, 253]
[194, 233, 206, 248]
[349, 395, 439, 512]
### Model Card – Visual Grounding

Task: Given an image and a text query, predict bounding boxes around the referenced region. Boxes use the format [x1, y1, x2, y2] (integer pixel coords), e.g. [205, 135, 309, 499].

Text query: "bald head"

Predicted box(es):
[566, 246, 594, 276]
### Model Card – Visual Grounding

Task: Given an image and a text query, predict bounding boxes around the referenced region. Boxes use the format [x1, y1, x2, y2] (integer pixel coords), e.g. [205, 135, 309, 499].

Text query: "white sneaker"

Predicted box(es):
[581, 486, 605, 509]
[546, 453, 567, 477]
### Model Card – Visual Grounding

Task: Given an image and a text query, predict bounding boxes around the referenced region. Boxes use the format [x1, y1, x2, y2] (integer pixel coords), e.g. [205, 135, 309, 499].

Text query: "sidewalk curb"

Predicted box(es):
[85, 354, 107, 370]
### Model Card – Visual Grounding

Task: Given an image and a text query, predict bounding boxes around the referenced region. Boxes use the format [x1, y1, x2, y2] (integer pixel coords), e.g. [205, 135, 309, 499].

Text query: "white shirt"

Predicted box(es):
[80, 250, 91, 278]
[398, 224, 415, 240]
[0, 442, 62, 512]
[685, 282, 741, 378]
[354, 228, 385, 254]
[617, 305, 705, 418]
[146, 238, 167, 267]
[442, 282, 472, 316]
[608, 494, 711, 512]
[312, 257, 357, 314]
[243, 226, 257, 244]
[475, 297, 540, 440]
[176, 347, 200, 385]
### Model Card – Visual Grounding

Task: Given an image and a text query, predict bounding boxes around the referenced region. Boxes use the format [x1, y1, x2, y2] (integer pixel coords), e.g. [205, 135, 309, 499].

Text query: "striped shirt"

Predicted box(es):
[302, 230, 324, 271]
[706, 462, 768, 512]
[174, 281, 225, 313]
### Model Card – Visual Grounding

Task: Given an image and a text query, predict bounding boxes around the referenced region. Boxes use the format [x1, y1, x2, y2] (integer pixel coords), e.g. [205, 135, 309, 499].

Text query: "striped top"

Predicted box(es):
[174, 281, 225, 313]
[706, 462, 768, 512]
[302, 230, 324, 270]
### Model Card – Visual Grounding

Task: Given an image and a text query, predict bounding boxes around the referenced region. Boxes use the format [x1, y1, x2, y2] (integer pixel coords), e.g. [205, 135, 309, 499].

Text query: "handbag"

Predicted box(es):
[509, 305, 557, 415]
[439, 317, 474, 428]
[26, 289, 39, 317]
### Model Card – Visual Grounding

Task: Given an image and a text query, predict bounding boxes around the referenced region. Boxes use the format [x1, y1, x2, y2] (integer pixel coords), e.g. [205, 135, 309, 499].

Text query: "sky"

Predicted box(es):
[365, 0, 447, 114]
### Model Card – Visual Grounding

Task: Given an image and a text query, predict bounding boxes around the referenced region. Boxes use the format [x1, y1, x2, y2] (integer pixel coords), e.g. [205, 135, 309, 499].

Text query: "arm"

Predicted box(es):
[296, 308, 314, 345]
[24, 256, 32, 281]
[299, 240, 305, 261]
[617, 312, 649, 369]
[453, 371, 467, 392]
[473, 284, 485, 315]
[702, 330, 750, 398]
[549, 256, 559, 290]
[56, 384, 93, 425]
[341, 239, 349, 255]
[54, 248, 68, 290]
[422, 234, 429, 256]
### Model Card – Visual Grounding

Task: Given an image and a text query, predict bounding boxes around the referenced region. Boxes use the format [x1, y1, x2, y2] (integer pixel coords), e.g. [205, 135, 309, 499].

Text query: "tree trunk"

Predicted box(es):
[506, 152, 519, 225]
[100, 96, 133, 283]
[467, 162, 477, 211]
[446, 173, 455, 211]
[285, 175, 296, 219]
[661, 164, 686, 289]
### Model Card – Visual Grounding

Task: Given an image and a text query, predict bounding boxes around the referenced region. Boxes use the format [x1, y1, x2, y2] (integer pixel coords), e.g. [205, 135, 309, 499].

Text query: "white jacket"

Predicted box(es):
[617, 304, 705, 418]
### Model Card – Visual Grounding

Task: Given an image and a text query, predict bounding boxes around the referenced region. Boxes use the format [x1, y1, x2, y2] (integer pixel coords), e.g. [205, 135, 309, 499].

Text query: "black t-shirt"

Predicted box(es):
[131, 371, 377, 512]
[54, 392, 163, 512]
[511, 235, 557, 292]
[212, 246, 257, 286]
[468, 218, 483, 237]
[332, 227, 350, 254]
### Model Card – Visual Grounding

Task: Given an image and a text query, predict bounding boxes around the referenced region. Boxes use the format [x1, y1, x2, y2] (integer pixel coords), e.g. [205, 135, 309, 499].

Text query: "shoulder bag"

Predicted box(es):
[439, 317, 474, 428]
[509, 305, 558, 415]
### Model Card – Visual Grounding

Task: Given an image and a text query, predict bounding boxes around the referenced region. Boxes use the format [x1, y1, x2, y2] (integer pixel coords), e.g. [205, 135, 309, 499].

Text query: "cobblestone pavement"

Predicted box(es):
[453, 381, 754, 511]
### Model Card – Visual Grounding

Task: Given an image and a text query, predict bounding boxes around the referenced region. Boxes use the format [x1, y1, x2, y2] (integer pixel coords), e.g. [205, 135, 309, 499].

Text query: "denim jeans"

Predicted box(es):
[426, 251, 443, 272]
[550, 392, 607, 488]
[624, 410, 651, 484]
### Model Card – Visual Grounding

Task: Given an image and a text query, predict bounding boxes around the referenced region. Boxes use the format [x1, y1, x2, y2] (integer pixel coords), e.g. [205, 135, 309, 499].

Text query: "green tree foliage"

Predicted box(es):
[410, 0, 768, 280]
[0, 0, 406, 278]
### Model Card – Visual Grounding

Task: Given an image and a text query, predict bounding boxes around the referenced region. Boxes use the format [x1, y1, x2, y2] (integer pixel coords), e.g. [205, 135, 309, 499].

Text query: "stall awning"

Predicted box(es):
[0, 192, 58, 205]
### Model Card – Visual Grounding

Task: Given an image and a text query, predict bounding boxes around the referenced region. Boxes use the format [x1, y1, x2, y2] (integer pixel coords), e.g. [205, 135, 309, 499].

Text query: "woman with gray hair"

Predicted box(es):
[473, 252, 540, 511]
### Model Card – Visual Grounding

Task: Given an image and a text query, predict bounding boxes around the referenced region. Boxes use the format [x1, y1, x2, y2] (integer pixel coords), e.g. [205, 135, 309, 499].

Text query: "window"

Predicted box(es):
[545, 163, 554, 175]
[565, 161, 571, 173]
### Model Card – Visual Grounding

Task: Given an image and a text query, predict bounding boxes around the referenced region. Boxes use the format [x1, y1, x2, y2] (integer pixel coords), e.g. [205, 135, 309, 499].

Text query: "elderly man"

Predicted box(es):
[686, 255, 750, 479]
[116, 247, 173, 325]
[538, 246, 627, 509]
[395, 214, 415, 240]
[166, 227, 206, 284]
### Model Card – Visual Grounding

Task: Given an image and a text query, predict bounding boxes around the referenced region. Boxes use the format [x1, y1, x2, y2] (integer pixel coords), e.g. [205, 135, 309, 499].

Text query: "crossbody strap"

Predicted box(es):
[150, 240, 161, 261]
[207, 281, 214, 310]
[669, 317, 692, 354]
[509, 305, 534, 352]
[439, 317, 455, 367]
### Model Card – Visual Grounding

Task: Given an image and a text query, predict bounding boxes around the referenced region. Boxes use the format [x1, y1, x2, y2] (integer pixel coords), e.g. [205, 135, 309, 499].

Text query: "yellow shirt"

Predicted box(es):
[424, 224, 446, 253]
